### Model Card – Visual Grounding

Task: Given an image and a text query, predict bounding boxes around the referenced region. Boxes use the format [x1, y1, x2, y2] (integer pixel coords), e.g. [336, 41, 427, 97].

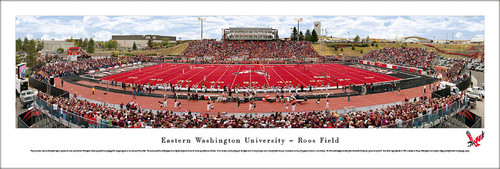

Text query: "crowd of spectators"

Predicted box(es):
[361, 47, 438, 69]
[182, 40, 320, 60]
[32, 55, 157, 83]
[36, 91, 465, 128]
[442, 61, 467, 83]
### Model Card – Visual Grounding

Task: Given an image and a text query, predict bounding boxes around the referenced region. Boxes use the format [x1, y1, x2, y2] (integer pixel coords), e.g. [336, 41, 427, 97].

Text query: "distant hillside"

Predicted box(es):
[312, 43, 428, 57]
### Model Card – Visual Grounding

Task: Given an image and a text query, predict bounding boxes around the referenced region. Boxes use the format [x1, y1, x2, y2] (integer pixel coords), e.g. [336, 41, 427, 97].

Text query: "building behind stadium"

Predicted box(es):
[222, 27, 279, 41]
[112, 35, 176, 50]
[41, 39, 75, 52]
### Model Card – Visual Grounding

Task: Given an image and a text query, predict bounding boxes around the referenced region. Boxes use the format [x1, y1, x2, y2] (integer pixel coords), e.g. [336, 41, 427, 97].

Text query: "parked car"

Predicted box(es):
[450, 87, 462, 96]
[466, 91, 483, 101]
[20, 90, 37, 108]
[467, 86, 484, 98]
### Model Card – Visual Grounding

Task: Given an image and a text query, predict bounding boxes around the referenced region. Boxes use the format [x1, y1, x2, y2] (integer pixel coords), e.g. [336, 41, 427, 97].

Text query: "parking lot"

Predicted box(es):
[468, 70, 484, 127]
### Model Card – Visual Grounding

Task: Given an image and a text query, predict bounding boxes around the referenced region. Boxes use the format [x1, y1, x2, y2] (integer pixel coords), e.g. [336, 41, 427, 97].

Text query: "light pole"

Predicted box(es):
[348, 32, 350, 43]
[198, 17, 206, 41]
[294, 18, 303, 41]
[321, 28, 327, 55]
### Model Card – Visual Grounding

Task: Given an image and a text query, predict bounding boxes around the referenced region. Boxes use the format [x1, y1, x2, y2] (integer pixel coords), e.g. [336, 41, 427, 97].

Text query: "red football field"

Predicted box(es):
[101, 63, 400, 88]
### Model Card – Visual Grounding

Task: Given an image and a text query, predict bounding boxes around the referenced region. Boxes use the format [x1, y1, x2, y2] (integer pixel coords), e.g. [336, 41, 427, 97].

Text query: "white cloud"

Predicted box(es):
[454, 32, 462, 38]
[26, 33, 33, 39]
[16, 16, 484, 41]
[17, 17, 85, 35]
[457, 18, 484, 32]
[93, 31, 112, 41]
[177, 31, 198, 40]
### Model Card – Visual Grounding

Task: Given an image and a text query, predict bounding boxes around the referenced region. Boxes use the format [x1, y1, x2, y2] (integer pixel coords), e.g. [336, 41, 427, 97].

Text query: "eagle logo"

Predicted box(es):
[233, 70, 268, 76]
[466, 131, 484, 147]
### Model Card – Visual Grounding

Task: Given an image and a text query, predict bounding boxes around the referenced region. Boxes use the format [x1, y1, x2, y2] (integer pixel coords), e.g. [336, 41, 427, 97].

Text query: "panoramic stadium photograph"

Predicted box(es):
[15, 16, 485, 129]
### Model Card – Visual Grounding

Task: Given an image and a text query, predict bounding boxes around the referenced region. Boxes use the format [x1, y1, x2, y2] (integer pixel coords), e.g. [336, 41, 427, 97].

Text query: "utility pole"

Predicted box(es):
[198, 17, 206, 41]
[446, 33, 448, 43]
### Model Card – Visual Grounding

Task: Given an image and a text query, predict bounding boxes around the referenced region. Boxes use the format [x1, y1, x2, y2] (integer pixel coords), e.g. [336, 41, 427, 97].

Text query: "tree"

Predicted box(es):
[23, 37, 30, 52]
[97, 41, 105, 48]
[299, 31, 304, 41]
[28, 40, 37, 54]
[366, 36, 370, 43]
[162, 38, 170, 46]
[371, 42, 375, 46]
[311, 29, 319, 42]
[107, 40, 113, 50]
[65, 36, 74, 42]
[132, 42, 137, 50]
[354, 35, 360, 43]
[111, 40, 118, 50]
[290, 27, 298, 41]
[304, 29, 311, 42]
[36, 41, 44, 52]
[352, 46, 356, 50]
[360, 49, 363, 54]
[83, 38, 88, 49]
[153, 42, 163, 48]
[16, 54, 21, 65]
[57, 48, 64, 53]
[25, 40, 38, 67]
[334, 47, 338, 51]
[16, 38, 22, 52]
[105, 40, 118, 50]
[341, 48, 343, 52]
[87, 38, 95, 53]
[375, 43, 378, 47]
[147, 39, 153, 48]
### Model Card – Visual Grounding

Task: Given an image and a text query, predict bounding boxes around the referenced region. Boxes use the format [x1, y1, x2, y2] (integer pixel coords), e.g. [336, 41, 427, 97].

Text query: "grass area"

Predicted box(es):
[313, 43, 431, 57]
[126, 43, 189, 56]
[425, 44, 482, 59]
[433, 44, 481, 50]
[311, 43, 335, 55]
[312, 42, 476, 59]
[94, 50, 120, 54]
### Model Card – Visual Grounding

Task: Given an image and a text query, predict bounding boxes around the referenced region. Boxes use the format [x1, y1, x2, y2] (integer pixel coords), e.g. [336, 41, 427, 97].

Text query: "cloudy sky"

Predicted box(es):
[16, 16, 484, 41]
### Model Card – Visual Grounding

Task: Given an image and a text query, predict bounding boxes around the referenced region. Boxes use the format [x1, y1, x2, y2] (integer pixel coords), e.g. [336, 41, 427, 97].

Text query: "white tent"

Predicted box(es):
[404, 38, 420, 43]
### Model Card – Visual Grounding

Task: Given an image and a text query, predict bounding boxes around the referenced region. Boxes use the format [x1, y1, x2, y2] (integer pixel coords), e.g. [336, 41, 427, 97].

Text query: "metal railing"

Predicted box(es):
[35, 97, 117, 128]
[17, 116, 29, 128]
[471, 116, 483, 128]
[381, 97, 468, 128]
[337, 101, 403, 115]
[34, 92, 468, 128]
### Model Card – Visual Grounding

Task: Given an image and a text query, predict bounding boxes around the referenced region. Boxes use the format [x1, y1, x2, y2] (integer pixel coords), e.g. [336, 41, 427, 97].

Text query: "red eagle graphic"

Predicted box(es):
[466, 131, 484, 147]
